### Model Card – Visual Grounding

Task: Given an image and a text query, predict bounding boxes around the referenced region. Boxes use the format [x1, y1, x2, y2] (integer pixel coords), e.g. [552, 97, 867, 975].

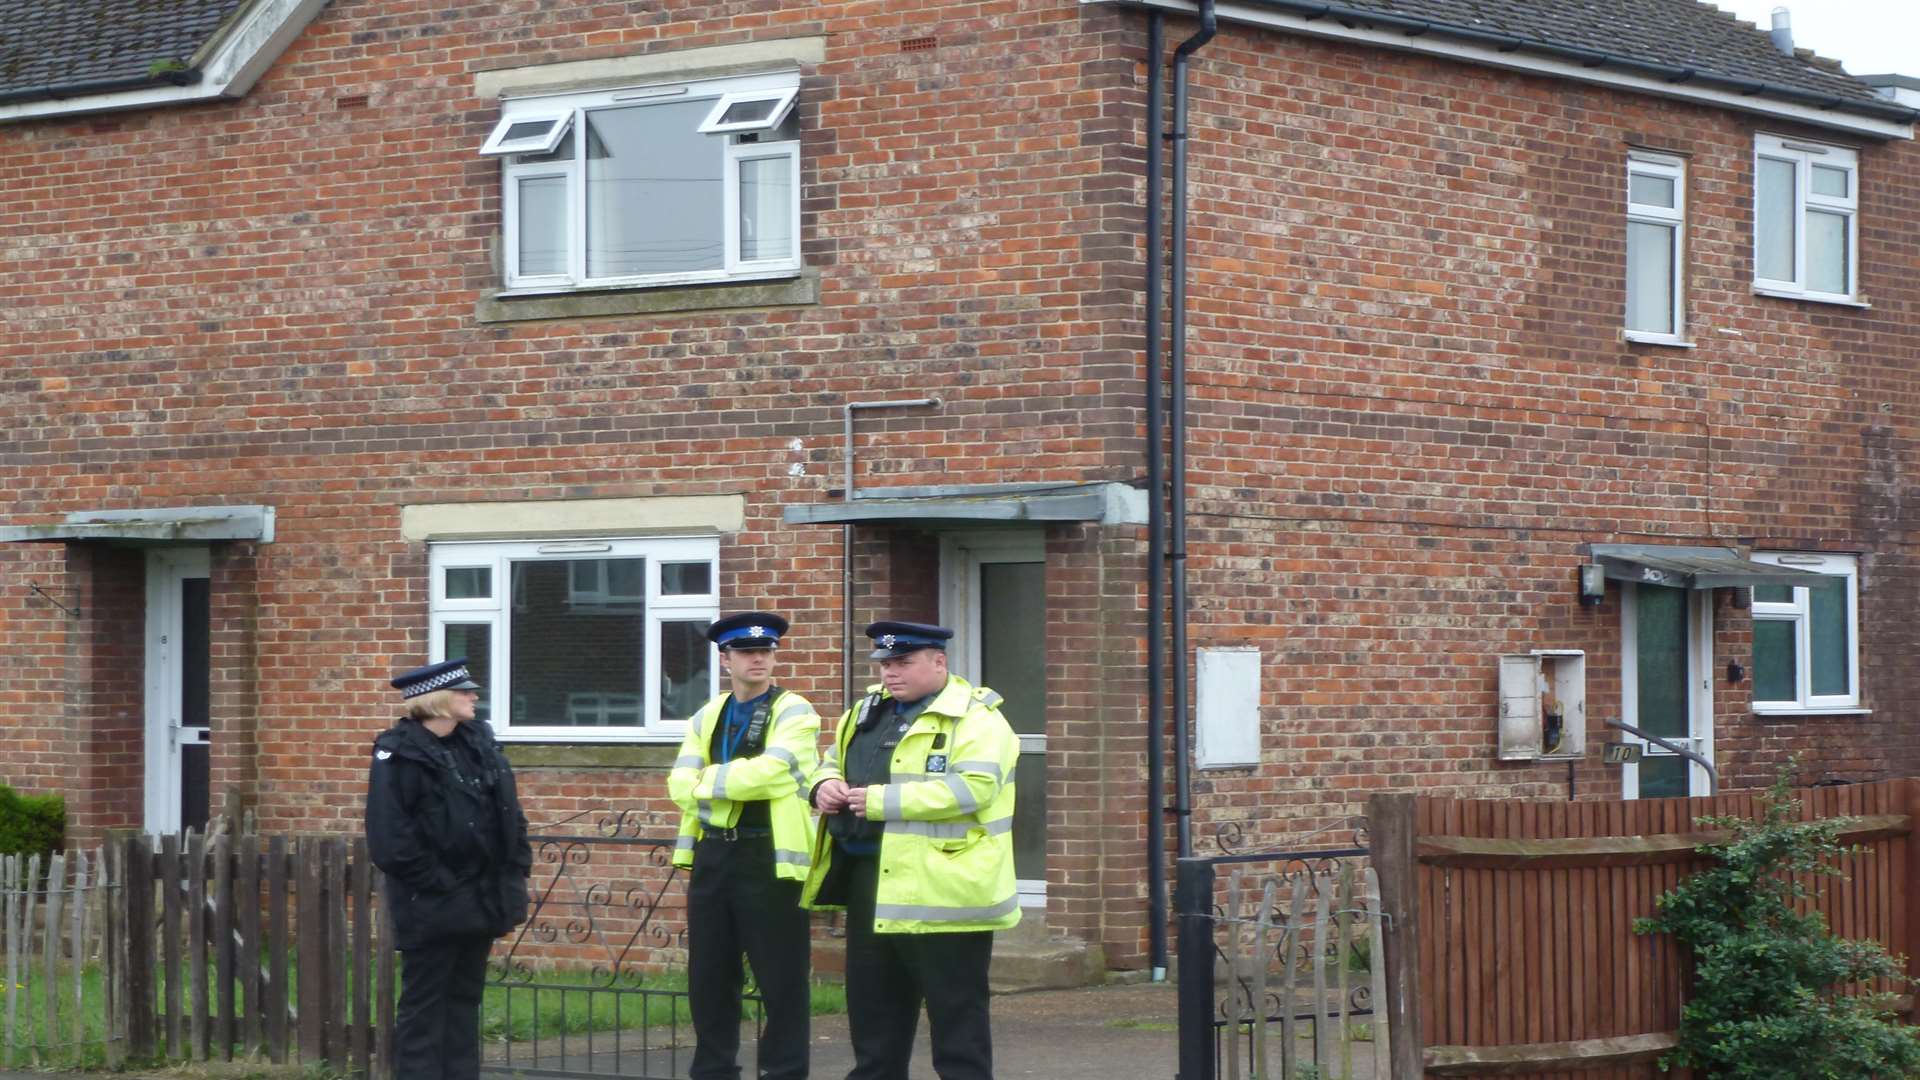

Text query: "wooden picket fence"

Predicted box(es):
[0, 830, 396, 1075]
[0, 848, 116, 1069]
[1368, 779, 1920, 1079]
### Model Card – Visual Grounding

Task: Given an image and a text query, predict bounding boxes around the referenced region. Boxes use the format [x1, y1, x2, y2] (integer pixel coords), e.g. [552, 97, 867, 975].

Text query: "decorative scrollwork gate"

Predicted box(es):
[1175, 818, 1390, 1080]
[482, 807, 761, 1078]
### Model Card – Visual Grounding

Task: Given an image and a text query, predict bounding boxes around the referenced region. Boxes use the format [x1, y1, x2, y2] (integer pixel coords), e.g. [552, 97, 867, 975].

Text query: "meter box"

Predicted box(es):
[1497, 650, 1586, 761]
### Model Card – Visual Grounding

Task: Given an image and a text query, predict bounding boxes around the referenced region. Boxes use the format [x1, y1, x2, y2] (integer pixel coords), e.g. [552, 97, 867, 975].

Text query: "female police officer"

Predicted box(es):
[365, 657, 532, 1080]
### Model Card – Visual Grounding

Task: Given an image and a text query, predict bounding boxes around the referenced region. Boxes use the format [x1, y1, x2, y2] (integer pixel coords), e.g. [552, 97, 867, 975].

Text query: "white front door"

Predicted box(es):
[1621, 584, 1715, 798]
[940, 531, 1047, 907]
[145, 548, 212, 834]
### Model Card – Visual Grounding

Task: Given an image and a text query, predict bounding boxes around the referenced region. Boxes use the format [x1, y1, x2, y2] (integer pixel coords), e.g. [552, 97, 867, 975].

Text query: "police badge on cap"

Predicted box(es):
[864, 620, 953, 660]
[390, 658, 483, 699]
[706, 611, 789, 651]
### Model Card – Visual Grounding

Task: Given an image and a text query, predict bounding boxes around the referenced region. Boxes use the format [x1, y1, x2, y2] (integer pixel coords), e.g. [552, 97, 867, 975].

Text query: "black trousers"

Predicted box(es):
[842, 855, 995, 1080]
[688, 835, 813, 1080]
[395, 934, 494, 1080]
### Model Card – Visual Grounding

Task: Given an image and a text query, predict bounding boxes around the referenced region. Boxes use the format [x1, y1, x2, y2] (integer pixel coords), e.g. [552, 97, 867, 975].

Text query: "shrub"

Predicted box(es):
[1634, 763, 1920, 1078]
[0, 784, 63, 862]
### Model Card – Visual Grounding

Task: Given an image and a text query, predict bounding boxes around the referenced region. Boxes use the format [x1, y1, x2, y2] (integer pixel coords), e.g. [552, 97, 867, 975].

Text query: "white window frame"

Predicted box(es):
[1753, 134, 1860, 304]
[1625, 150, 1686, 345]
[488, 70, 802, 293]
[479, 111, 574, 156]
[428, 536, 719, 741]
[1749, 551, 1861, 713]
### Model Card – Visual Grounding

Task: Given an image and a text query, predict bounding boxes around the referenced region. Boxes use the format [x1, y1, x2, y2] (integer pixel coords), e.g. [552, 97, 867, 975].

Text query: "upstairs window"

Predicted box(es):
[1753, 134, 1858, 302]
[481, 71, 801, 292]
[1626, 151, 1686, 343]
[1749, 552, 1859, 712]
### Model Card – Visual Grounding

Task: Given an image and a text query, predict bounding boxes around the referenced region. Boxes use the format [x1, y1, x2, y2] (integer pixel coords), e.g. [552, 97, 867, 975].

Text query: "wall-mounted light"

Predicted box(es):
[1727, 659, 1747, 684]
[1578, 563, 1606, 606]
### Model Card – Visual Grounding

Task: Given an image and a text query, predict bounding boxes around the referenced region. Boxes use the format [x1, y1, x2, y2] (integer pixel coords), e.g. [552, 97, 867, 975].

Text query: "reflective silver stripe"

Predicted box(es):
[673, 755, 705, 770]
[950, 760, 1003, 782]
[891, 817, 1013, 839]
[711, 763, 731, 801]
[697, 800, 714, 826]
[766, 746, 807, 792]
[675, 835, 696, 852]
[873, 895, 1019, 923]
[884, 784, 903, 820]
[775, 700, 811, 725]
[772, 849, 810, 867]
[945, 774, 979, 814]
[975, 689, 1004, 708]
[890, 771, 929, 783]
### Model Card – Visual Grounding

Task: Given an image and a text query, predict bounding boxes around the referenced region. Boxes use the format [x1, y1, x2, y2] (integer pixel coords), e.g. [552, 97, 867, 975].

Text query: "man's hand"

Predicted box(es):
[814, 778, 851, 813]
[847, 785, 869, 817]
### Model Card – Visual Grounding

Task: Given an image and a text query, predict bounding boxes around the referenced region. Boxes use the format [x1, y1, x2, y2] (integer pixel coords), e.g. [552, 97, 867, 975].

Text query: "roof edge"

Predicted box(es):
[0, 0, 330, 123]
[1086, 0, 1917, 139]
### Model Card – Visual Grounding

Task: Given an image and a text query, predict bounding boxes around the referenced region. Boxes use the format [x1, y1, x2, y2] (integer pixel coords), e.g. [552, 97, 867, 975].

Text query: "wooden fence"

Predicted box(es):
[1, 830, 396, 1075]
[1368, 779, 1920, 1079]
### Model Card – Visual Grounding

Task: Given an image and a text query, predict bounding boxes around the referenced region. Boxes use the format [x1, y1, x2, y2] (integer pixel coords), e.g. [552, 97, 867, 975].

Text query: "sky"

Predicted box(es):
[1706, 1, 1920, 77]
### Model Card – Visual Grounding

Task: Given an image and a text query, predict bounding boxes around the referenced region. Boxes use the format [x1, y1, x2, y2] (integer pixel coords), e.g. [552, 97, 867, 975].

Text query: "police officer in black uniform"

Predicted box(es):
[365, 657, 532, 1080]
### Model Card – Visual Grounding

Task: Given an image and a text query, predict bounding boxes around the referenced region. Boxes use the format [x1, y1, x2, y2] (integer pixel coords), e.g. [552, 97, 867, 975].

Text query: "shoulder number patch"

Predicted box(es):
[925, 754, 948, 773]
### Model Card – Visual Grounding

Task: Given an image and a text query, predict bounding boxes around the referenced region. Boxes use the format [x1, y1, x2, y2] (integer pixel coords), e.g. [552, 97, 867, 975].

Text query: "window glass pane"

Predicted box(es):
[720, 98, 779, 126]
[1808, 576, 1850, 696]
[1756, 157, 1796, 281]
[443, 623, 493, 722]
[661, 562, 712, 596]
[1635, 586, 1688, 739]
[1626, 221, 1676, 334]
[1012, 752, 1046, 881]
[586, 100, 724, 277]
[981, 562, 1046, 737]
[1806, 209, 1849, 295]
[1752, 584, 1792, 604]
[1752, 617, 1797, 702]
[1629, 172, 1676, 209]
[1811, 164, 1849, 198]
[503, 119, 557, 142]
[659, 619, 712, 723]
[515, 129, 574, 166]
[511, 560, 643, 727]
[445, 567, 491, 600]
[738, 154, 794, 263]
[1638, 754, 1690, 798]
[517, 175, 567, 277]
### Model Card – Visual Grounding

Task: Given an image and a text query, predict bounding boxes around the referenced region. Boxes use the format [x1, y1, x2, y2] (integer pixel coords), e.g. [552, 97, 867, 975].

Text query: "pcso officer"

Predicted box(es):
[365, 657, 532, 1080]
[804, 621, 1020, 1080]
[668, 612, 821, 1080]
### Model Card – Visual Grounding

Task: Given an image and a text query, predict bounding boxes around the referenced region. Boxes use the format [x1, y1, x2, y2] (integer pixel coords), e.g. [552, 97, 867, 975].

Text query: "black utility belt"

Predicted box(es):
[702, 826, 774, 841]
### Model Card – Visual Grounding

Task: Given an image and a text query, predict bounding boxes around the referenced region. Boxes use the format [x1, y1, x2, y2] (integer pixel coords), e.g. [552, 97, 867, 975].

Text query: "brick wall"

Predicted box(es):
[2, 0, 1917, 974]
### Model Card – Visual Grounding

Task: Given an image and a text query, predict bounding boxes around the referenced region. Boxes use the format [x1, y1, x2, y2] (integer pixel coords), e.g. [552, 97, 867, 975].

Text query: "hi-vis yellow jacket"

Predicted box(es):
[802, 674, 1020, 933]
[667, 689, 820, 881]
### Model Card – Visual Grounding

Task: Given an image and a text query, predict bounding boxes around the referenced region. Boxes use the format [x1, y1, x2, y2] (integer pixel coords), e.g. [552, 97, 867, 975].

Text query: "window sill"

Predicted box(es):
[1751, 285, 1871, 309]
[501, 742, 681, 770]
[1751, 706, 1871, 718]
[1623, 331, 1695, 348]
[476, 267, 818, 323]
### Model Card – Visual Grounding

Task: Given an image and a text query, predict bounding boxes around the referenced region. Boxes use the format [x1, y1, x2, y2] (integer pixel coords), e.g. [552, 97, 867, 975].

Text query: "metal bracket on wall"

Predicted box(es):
[26, 581, 80, 617]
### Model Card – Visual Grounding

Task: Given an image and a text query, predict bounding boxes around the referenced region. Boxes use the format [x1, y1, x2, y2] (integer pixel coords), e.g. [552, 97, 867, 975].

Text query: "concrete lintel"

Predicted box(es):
[475, 37, 827, 100]
[401, 495, 746, 541]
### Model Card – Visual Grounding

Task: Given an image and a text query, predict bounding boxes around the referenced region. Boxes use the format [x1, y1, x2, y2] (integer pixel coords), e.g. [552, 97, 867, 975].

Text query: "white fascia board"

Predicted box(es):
[1084, 0, 1914, 141]
[0, 0, 330, 124]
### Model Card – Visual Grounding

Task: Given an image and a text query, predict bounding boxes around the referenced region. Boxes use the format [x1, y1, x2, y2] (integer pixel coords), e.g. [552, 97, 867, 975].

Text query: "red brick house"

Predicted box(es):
[2, 0, 1915, 978]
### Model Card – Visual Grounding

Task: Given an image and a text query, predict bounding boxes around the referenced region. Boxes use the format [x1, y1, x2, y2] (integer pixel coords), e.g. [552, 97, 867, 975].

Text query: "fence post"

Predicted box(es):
[1175, 856, 1216, 1080]
[1369, 793, 1423, 1080]
[121, 834, 156, 1060]
[1907, 779, 1920, 992]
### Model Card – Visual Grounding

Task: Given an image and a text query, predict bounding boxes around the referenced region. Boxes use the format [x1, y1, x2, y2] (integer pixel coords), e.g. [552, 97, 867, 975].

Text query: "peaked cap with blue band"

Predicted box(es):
[391, 657, 482, 699]
[706, 611, 789, 650]
[864, 620, 953, 659]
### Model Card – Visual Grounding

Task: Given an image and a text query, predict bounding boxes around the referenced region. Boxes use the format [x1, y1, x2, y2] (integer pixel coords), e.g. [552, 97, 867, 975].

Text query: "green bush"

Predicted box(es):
[1634, 763, 1920, 1078]
[0, 784, 63, 862]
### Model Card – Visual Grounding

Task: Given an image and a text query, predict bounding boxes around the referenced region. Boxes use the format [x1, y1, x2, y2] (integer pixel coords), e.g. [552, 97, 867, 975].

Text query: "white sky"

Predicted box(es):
[1706, 1, 1919, 77]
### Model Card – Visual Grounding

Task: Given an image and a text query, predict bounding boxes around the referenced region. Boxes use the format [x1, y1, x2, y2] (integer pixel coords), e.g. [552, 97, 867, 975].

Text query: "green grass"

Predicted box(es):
[482, 968, 845, 1043]
[0, 962, 112, 1069]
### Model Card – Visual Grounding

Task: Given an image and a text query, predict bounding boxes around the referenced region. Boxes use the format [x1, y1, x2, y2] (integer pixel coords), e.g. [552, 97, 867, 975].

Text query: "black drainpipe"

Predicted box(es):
[1169, 0, 1215, 866]
[1143, 9, 1169, 981]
